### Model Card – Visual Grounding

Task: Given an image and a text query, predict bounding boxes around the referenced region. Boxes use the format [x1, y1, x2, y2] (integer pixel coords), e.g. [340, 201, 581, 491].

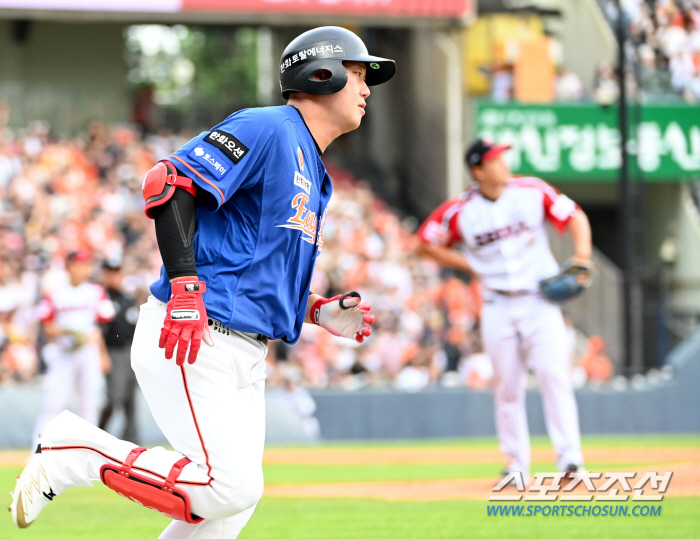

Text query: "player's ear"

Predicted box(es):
[469, 165, 483, 182]
[313, 69, 332, 81]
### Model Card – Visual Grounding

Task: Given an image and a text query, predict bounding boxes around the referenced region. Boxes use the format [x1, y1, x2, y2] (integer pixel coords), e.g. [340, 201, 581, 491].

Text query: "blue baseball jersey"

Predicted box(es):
[150, 105, 332, 344]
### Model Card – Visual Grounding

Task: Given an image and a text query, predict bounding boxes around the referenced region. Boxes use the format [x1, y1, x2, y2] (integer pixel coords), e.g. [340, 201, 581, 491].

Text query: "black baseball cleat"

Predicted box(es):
[498, 469, 522, 488]
[563, 464, 584, 480]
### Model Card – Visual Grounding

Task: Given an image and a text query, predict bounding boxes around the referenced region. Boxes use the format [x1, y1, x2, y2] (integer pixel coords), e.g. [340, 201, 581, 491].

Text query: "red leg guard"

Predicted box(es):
[101, 448, 204, 524]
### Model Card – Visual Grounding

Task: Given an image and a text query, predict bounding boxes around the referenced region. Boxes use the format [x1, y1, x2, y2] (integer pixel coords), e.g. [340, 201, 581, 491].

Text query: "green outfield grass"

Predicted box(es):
[295, 433, 700, 449]
[252, 497, 700, 539]
[1, 435, 698, 539]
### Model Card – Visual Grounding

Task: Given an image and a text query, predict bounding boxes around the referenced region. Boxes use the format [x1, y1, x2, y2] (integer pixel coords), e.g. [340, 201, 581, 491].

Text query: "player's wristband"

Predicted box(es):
[171, 280, 207, 295]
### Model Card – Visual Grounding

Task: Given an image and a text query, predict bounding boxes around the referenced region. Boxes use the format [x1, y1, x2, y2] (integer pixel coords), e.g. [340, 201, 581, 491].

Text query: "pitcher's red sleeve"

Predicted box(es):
[416, 198, 463, 248]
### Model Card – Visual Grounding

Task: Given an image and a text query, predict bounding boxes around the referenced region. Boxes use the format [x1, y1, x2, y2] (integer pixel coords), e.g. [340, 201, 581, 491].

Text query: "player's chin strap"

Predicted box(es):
[101, 448, 204, 523]
[142, 160, 198, 219]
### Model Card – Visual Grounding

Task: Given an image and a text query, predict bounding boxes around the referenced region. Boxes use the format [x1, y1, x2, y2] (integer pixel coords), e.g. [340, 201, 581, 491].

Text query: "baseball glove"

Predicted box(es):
[539, 260, 594, 302]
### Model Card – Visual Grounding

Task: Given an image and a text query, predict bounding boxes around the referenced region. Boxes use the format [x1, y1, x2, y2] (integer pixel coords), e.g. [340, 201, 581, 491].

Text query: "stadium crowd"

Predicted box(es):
[602, 0, 700, 102]
[0, 121, 611, 393]
[490, 0, 700, 104]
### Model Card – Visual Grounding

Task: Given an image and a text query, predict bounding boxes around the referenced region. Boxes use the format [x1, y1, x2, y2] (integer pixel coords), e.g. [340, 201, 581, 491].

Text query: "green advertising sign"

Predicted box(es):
[475, 102, 700, 182]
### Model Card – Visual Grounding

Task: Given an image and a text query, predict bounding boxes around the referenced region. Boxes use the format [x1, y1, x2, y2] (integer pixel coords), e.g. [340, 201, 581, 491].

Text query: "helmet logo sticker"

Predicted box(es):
[280, 42, 345, 73]
[370, 63, 380, 69]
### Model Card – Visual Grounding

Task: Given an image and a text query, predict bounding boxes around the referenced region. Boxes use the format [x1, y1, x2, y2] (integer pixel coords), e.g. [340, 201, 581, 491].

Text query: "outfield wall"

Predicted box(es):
[310, 373, 700, 440]
[311, 329, 700, 439]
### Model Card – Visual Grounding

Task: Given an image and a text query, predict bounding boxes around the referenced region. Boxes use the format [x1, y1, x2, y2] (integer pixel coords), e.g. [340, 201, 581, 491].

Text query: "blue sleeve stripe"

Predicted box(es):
[169, 154, 225, 206]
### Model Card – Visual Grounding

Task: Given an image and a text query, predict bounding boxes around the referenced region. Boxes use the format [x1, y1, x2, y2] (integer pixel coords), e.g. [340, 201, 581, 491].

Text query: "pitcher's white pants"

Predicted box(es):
[481, 293, 583, 479]
[33, 342, 102, 443]
[38, 296, 268, 538]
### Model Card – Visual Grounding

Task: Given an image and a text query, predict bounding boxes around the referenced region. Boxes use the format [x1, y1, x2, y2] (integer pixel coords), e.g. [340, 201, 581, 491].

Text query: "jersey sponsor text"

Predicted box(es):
[475, 220, 530, 247]
[204, 129, 249, 164]
[294, 171, 311, 194]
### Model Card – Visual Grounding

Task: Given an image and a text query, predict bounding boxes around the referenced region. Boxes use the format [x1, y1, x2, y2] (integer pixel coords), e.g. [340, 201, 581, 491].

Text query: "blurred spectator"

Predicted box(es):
[98, 258, 140, 444]
[394, 356, 431, 392]
[593, 61, 620, 105]
[669, 51, 696, 91]
[0, 260, 40, 384]
[579, 335, 614, 385]
[687, 71, 700, 100]
[459, 340, 494, 390]
[638, 43, 675, 95]
[490, 63, 514, 103]
[556, 66, 585, 101]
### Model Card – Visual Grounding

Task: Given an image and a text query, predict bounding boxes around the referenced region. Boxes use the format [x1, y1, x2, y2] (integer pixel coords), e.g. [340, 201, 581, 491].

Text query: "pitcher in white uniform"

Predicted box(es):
[416, 139, 593, 483]
[33, 250, 115, 442]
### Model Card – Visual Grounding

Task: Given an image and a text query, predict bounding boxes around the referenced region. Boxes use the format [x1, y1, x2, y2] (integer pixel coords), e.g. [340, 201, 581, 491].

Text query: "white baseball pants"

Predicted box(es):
[33, 342, 102, 443]
[481, 293, 583, 479]
[37, 296, 268, 538]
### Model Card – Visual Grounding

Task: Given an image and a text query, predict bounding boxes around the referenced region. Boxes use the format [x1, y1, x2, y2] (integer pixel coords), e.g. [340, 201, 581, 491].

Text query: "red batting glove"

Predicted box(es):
[159, 280, 213, 365]
[310, 291, 376, 343]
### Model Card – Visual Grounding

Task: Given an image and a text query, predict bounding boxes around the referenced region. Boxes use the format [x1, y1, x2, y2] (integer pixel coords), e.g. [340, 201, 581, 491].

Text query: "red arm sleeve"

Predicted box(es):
[539, 180, 579, 234]
[416, 198, 463, 248]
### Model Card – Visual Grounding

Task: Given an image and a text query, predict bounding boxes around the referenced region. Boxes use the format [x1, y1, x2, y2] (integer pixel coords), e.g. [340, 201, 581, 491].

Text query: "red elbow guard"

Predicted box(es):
[142, 160, 198, 219]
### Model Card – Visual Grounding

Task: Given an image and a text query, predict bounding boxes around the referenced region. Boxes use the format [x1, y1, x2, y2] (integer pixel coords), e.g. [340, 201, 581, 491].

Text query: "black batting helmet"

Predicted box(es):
[280, 26, 396, 100]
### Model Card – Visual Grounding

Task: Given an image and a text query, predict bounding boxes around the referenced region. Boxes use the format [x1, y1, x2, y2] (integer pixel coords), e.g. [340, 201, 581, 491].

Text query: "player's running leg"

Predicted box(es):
[158, 504, 256, 538]
[131, 296, 267, 524]
[11, 296, 266, 534]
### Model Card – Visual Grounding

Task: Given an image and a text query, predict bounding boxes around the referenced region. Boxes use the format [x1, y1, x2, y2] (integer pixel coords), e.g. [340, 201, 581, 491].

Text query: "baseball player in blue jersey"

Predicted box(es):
[11, 27, 394, 538]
